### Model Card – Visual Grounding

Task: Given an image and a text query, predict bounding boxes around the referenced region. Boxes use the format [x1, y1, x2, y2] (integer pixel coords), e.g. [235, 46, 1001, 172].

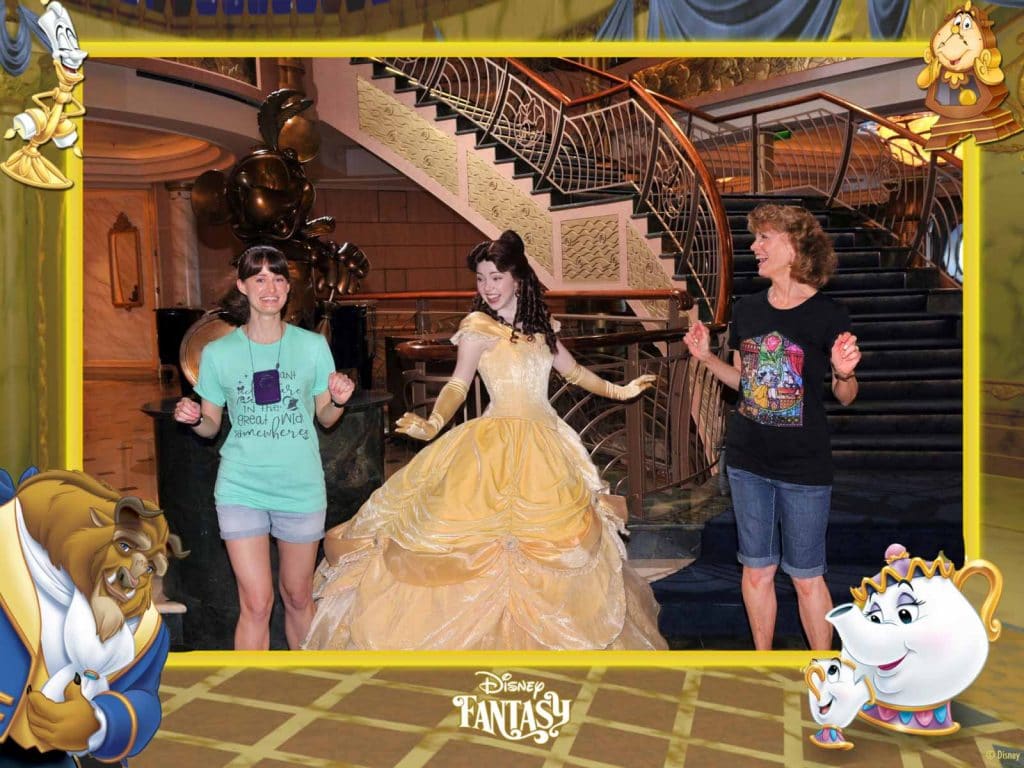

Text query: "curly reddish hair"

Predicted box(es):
[747, 204, 836, 289]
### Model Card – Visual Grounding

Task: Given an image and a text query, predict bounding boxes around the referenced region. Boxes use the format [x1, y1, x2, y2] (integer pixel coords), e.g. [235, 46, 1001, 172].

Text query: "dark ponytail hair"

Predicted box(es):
[219, 244, 291, 325]
[467, 230, 557, 352]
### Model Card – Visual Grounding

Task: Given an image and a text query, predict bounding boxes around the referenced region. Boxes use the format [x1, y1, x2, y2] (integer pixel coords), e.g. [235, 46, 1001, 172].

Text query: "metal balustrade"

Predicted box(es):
[397, 323, 727, 522]
[669, 91, 963, 280]
[338, 289, 724, 520]
[370, 56, 962, 332]
[371, 57, 735, 325]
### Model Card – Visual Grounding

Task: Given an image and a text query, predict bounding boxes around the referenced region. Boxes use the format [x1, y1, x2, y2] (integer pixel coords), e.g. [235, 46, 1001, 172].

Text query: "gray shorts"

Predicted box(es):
[215, 504, 325, 544]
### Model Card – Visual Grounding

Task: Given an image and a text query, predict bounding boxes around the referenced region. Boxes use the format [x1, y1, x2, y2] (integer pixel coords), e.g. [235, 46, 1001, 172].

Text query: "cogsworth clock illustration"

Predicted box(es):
[916, 1, 1022, 149]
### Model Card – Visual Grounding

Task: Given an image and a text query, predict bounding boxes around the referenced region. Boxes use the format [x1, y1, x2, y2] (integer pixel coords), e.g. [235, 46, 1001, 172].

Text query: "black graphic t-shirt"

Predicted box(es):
[726, 290, 851, 485]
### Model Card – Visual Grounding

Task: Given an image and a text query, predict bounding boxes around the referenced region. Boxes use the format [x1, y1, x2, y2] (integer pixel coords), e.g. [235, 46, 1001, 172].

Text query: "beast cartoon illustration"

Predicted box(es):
[916, 0, 1022, 149]
[0, 470, 187, 765]
[806, 543, 1002, 749]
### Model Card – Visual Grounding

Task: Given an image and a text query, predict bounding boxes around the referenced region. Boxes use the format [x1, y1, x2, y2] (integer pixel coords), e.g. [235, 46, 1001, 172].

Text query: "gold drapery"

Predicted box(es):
[0, 58, 67, 473]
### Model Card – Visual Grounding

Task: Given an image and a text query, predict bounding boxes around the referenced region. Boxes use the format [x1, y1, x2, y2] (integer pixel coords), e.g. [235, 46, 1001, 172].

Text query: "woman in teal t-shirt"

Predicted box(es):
[173, 245, 355, 650]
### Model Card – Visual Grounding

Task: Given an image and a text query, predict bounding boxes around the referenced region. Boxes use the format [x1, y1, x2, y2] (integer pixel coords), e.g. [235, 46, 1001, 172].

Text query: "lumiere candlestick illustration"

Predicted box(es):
[2, 0, 87, 190]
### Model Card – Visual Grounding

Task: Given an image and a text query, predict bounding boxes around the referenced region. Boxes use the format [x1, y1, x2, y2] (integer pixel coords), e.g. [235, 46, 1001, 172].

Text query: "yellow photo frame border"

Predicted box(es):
[62, 39, 979, 669]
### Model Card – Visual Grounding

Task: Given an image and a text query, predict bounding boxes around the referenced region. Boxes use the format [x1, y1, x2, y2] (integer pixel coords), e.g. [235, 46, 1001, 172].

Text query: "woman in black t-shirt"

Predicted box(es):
[684, 204, 861, 651]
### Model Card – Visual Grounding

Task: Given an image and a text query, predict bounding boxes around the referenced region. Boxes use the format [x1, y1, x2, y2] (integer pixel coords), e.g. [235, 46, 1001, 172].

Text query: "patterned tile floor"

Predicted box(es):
[133, 634, 1024, 768]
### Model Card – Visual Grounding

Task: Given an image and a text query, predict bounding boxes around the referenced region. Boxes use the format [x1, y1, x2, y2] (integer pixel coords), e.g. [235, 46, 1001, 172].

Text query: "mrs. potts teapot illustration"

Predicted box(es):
[806, 543, 1002, 749]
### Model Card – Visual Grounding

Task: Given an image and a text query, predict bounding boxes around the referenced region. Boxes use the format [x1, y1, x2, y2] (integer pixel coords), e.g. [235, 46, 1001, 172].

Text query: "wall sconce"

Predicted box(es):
[108, 212, 143, 310]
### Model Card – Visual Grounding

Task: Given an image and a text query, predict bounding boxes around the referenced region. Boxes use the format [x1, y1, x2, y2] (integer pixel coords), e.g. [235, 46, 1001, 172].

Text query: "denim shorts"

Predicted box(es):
[726, 466, 831, 578]
[216, 504, 325, 544]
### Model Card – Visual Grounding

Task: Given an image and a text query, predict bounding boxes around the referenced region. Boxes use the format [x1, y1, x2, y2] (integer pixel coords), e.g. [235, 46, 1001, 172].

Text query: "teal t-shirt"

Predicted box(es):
[195, 324, 334, 513]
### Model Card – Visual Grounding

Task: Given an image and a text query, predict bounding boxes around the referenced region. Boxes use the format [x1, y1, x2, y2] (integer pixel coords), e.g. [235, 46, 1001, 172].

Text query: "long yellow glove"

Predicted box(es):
[395, 378, 469, 441]
[564, 363, 656, 400]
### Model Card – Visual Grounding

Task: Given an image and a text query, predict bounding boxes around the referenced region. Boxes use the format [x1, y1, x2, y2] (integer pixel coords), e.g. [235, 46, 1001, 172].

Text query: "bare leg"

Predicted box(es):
[741, 564, 778, 650]
[793, 575, 834, 650]
[278, 539, 320, 649]
[225, 535, 274, 650]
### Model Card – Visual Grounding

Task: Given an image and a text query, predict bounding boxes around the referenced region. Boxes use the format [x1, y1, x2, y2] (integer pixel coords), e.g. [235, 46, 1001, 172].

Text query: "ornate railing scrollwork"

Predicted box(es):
[663, 90, 963, 282]
[369, 57, 734, 325]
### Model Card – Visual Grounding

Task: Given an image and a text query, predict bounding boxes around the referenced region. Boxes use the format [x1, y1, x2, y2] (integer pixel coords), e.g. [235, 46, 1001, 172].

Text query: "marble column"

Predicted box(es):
[162, 181, 201, 308]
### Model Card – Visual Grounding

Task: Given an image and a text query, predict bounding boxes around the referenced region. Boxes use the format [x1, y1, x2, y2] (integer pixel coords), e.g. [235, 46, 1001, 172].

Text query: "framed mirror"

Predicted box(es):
[108, 212, 143, 309]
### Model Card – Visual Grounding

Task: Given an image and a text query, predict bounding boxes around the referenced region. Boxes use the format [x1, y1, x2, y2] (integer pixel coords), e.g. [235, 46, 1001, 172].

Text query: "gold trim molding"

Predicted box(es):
[356, 77, 458, 196]
[467, 153, 552, 272]
[984, 380, 1024, 401]
[560, 215, 620, 282]
[626, 225, 673, 317]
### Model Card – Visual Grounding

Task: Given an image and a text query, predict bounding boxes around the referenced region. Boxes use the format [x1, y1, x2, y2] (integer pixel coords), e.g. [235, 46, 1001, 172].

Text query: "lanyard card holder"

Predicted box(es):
[253, 368, 281, 405]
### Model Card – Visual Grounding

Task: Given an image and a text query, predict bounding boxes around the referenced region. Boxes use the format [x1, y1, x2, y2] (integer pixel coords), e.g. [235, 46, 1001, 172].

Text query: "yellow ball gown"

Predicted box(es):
[303, 312, 667, 650]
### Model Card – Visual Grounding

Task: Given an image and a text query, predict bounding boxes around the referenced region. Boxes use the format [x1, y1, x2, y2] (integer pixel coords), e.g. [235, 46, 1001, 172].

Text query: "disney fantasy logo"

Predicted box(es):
[452, 671, 572, 745]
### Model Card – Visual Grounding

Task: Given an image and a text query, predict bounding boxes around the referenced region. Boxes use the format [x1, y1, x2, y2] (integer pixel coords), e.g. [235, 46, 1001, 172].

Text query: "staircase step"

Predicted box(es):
[827, 412, 962, 434]
[656, 464, 965, 643]
[548, 192, 637, 211]
[824, 397, 962, 414]
[720, 194, 819, 211]
[830, 433, 961, 449]
[852, 313, 961, 340]
[730, 271, 909, 294]
[856, 347, 960, 369]
[696, 469, 962, 564]
[731, 229, 893, 251]
[836, 366, 961, 381]
[732, 250, 883, 272]
[653, 562, 860, 645]
[728, 212, 828, 230]
[856, 336, 960, 349]
[690, 291, 939, 318]
[832, 449, 962, 469]
[843, 378, 961, 399]
[414, 91, 441, 107]
[831, 292, 929, 313]
[730, 265, 941, 282]
[826, 286, 941, 299]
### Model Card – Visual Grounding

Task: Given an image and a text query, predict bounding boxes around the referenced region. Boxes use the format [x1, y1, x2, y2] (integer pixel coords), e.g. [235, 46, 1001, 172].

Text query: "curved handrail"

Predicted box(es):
[652, 88, 961, 170]
[631, 88, 733, 332]
[396, 326, 688, 362]
[394, 319, 728, 516]
[371, 57, 734, 324]
[499, 58, 961, 281]
[541, 58, 961, 280]
[545, 57, 960, 169]
[343, 288, 691, 305]
[643, 78, 963, 277]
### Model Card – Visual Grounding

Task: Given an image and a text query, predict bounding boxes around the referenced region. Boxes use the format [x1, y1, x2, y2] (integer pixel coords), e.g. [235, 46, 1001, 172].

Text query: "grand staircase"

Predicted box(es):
[343, 58, 964, 649]
[651, 193, 964, 648]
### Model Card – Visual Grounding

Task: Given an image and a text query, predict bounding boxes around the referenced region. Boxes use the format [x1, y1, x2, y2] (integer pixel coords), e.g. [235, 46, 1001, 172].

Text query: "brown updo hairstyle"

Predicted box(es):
[467, 230, 557, 352]
[747, 204, 837, 289]
[219, 244, 291, 326]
